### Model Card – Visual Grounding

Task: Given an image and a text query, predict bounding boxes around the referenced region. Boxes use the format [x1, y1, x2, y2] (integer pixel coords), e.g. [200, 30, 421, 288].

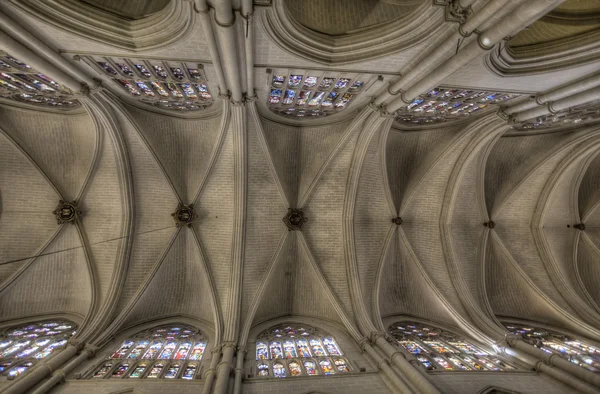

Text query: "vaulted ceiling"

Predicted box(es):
[0, 0, 600, 354]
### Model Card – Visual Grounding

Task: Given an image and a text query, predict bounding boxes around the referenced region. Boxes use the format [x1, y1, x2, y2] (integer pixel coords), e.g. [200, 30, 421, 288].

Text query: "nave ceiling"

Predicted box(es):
[1, 0, 600, 392]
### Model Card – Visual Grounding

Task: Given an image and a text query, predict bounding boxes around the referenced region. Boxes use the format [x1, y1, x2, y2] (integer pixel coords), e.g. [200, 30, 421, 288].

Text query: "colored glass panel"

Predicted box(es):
[170, 67, 185, 80]
[322, 338, 341, 356]
[164, 363, 181, 378]
[477, 357, 500, 371]
[417, 356, 436, 370]
[424, 341, 455, 353]
[188, 68, 203, 80]
[565, 341, 600, 354]
[303, 76, 318, 88]
[152, 65, 168, 79]
[319, 78, 335, 89]
[9, 362, 33, 377]
[433, 356, 454, 370]
[188, 342, 206, 361]
[5, 55, 30, 69]
[349, 80, 364, 92]
[111, 340, 134, 358]
[309, 339, 327, 356]
[273, 362, 286, 377]
[334, 358, 349, 372]
[1, 73, 36, 90]
[296, 90, 312, 105]
[147, 362, 164, 378]
[319, 359, 334, 375]
[272, 75, 285, 88]
[134, 64, 151, 78]
[269, 89, 282, 104]
[448, 341, 484, 355]
[127, 341, 150, 359]
[282, 89, 295, 105]
[462, 356, 486, 370]
[448, 356, 470, 370]
[288, 361, 302, 376]
[166, 83, 183, 98]
[400, 340, 427, 355]
[308, 91, 325, 106]
[334, 78, 351, 90]
[0, 361, 13, 373]
[1, 341, 31, 358]
[334, 93, 353, 108]
[182, 363, 198, 379]
[321, 91, 338, 107]
[142, 341, 163, 359]
[304, 360, 318, 375]
[116, 63, 134, 77]
[180, 83, 197, 99]
[150, 82, 169, 97]
[0, 340, 12, 349]
[135, 81, 155, 97]
[257, 362, 269, 376]
[129, 363, 148, 378]
[111, 363, 130, 378]
[288, 75, 302, 88]
[270, 341, 283, 359]
[174, 342, 192, 360]
[256, 341, 269, 360]
[116, 80, 140, 95]
[283, 340, 297, 358]
[492, 358, 515, 370]
[158, 341, 177, 359]
[296, 339, 312, 357]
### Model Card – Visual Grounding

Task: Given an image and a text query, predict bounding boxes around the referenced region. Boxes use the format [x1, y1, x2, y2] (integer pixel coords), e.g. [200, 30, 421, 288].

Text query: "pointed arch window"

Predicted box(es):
[389, 322, 518, 372]
[83, 56, 213, 112]
[254, 324, 351, 378]
[0, 52, 79, 109]
[0, 320, 77, 377]
[505, 323, 600, 373]
[88, 325, 206, 380]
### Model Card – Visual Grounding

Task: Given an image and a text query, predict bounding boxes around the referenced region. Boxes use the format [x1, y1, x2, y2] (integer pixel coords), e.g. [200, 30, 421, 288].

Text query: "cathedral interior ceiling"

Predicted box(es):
[1, 0, 600, 391]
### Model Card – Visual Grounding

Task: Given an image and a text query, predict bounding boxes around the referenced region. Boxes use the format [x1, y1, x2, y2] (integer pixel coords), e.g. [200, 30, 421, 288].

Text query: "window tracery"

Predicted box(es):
[266, 70, 374, 118]
[511, 100, 600, 131]
[0, 320, 77, 377]
[389, 322, 517, 372]
[254, 324, 351, 378]
[395, 88, 520, 126]
[0, 52, 79, 109]
[88, 325, 206, 380]
[85, 56, 213, 112]
[505, 323, 600, 373]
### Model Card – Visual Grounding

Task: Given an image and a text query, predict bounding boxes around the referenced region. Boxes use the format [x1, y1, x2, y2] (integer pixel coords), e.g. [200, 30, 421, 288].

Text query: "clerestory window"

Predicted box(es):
[0, 320, 77, 377]
[254, 323, 351, 378]
[389, 322, 517, 372]
[89, 324, 207, 380]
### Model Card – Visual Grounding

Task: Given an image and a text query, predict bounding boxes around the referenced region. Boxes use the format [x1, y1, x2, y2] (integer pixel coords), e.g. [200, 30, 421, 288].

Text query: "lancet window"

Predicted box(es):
[389, 322, 517, 372]
[88, 325, 207, 380]
[395, 88, 520, 126]
[0, 320, 77, 377]
[254, 324, 351, 378]
[267, 69, 375, 118]
[0, 52, 79, 109]
[511, 100, 600, 131]
[505, 323, 600, 373]
[85, 56, 213, 111]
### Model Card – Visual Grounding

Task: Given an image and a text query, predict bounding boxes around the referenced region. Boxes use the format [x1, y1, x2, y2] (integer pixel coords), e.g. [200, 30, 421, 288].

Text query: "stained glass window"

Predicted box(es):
[89, 325, 206, 379]
[512, 100, 600, 131]
[395, 88, 520, 126]
[267, 70, 374, 118]
[0, 320, 76, 378]
[0, 53, 79, 109]
[389, 322, 517, 372]
[505, 323, 600, 373]
[254, 323, 351, 378]
[87, 56, 213, 112]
